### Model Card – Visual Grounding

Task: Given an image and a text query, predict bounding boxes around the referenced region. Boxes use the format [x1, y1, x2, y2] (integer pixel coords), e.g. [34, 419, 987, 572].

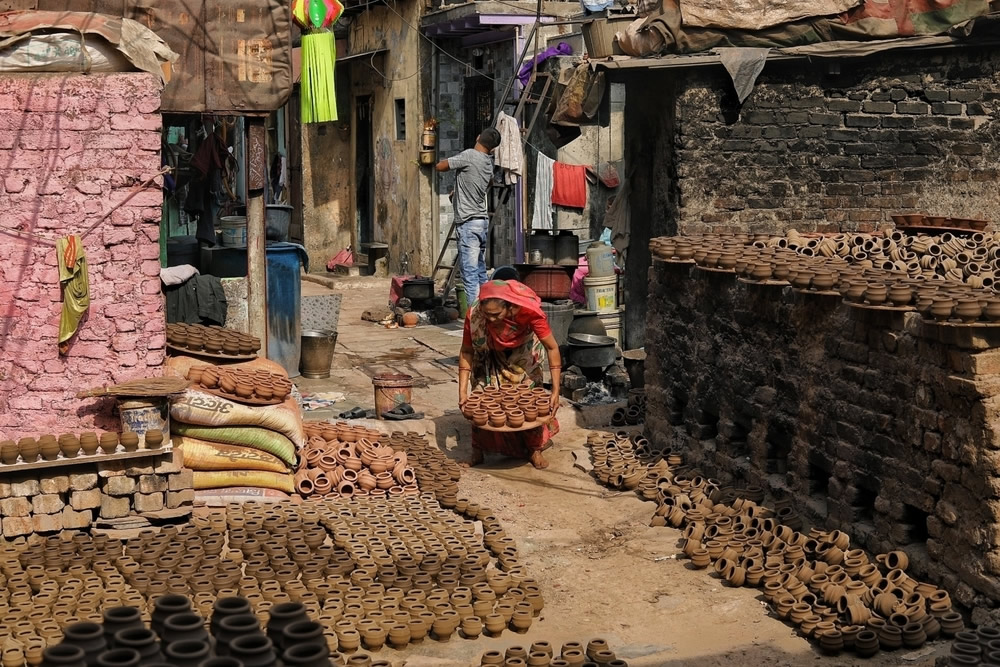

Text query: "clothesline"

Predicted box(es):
[0, 166, 173, 248]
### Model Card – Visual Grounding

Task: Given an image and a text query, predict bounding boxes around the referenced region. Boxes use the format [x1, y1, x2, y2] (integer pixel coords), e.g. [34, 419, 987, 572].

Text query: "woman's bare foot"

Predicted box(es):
[469, 447, 485, 467]
[529, 450, 549, 469]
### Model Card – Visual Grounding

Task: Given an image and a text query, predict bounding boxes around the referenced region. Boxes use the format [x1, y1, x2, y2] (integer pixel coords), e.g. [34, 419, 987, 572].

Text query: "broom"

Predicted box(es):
[300, 30, 338, 124]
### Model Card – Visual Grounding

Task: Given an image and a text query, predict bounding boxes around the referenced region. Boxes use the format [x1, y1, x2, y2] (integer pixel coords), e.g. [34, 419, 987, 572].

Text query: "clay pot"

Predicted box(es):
[161, 612, 208, 647]
[888, 284, 913, 307]
[62, 622, 107, 665]
[219, 376, 237, 393]
[163, 640, 210, 664]
[281, 644, 331, 667]
[401, 312, 419, 328]
[111, 627, 161, 662]
[488, 412, 506, 428]
[119, 432, 139, 453]
[281, 621, 325, 653]
[930, 298, 955, 322]
[19, 436, 42, 462]
[229, 635, 277, 667]
[144, 430, 164, 448]
[214, 614, 260, 655]
[0, 440, 18, 465]
[471, 410, 488, 427]
[102, 607, 144, 641]
[98, 433, 118, 455]
[235, 383, 254, 399]
[885, 550, 909, 571]
[955, 299, 983, 323]
[864, 283, 888, 305]
[40, 645, 87, 667]
[151, 595, 193, 637]
[506, 410, 525, 429]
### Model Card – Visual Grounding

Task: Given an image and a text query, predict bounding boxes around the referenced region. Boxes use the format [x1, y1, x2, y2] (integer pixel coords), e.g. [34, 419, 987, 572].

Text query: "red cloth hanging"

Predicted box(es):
[551, 162, 588, 209]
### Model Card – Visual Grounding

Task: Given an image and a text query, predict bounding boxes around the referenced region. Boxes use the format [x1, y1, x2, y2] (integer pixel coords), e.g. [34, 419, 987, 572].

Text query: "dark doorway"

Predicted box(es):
[463, 76, 494, 150]
[356, 95, 375, 247]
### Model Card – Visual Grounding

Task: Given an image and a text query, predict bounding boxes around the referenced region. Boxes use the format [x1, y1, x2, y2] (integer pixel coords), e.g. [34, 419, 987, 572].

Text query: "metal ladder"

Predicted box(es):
[431, 71, 554, 302]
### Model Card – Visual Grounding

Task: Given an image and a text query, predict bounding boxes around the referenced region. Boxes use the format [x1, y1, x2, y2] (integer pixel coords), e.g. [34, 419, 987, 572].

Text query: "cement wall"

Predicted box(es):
[0, 73, 164, 439]
[300, 123, 352, 273]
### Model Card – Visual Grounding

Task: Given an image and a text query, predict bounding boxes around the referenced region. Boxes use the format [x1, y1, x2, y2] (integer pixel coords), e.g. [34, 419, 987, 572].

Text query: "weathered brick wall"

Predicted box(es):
[646, 261, 1000, 623]
[0, 73, 163, 439]
[669, 49, 1000, 235]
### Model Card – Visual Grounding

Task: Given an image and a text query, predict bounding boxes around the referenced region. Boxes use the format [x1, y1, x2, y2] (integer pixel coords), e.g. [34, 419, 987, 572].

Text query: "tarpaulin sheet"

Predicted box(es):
[679, 0, 861, 31]
[35, 0, 293, 114]
[636, 0, 989, 55]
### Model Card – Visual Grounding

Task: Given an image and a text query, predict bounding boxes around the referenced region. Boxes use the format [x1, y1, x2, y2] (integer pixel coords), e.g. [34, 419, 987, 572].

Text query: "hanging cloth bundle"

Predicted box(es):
[56, 234, 90, 355]
[293, 0, 345, 123]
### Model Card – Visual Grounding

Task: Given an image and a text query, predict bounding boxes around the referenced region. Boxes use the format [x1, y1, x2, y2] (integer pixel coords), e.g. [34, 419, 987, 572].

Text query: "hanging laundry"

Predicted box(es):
[494, 112, 523, 185]
[56, 235, 90, 356]
[551, 161, 588, 209]
[530, 152, 555, 230]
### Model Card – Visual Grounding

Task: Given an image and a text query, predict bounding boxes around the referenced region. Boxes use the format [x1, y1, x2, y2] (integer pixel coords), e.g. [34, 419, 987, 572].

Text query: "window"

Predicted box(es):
[394, 99, 406, 140]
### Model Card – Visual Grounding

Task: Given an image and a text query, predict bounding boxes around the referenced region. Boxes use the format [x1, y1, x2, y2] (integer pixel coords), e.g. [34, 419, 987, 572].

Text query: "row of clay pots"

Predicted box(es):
[463, 385, 553, 428]
[479, 638, 623, 666]
[187, 365, 292, 402]
[0, 430, 164, 464]
[586, 432, 963, 658]
[611, 390, 646, 427]
[166, 323, 260, 356]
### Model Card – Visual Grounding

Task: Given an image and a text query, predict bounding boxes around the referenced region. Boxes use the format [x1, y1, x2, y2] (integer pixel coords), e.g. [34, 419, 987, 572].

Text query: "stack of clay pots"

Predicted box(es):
[949, 626, 1000, 665]
[479, 639, 623, 666]
[587, 432, 965, 657]
[462, 384, 553, 428]
[611, 390, 646, 427]
[188, 365, 292, 403]
[0, 429, 165, 465]
[295, 428, 419, 499]
[383, 433, 462, 506]
[0, 495, 538, 661]
[167, 324, 261, 356]
[650, 230, 1000, 324]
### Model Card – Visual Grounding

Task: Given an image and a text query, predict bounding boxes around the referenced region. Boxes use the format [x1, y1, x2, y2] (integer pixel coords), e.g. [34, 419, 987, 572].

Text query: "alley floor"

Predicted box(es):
[294, 276, 946, 667]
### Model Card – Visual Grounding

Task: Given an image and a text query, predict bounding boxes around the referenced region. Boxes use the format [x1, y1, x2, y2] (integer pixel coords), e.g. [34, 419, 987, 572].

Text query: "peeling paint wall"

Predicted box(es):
[301, 123, 352, 272]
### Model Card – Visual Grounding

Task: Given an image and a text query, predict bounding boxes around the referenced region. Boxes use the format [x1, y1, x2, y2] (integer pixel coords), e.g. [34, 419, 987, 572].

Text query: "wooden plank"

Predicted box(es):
[0, 447, 172, 476]
[246, 117, 269, 353]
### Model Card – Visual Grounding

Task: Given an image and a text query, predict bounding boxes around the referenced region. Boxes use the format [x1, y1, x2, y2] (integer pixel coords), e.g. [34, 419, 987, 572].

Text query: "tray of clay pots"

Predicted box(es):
[920, 318, 1000, 328]
[472, 414, 554, 433]
[166, 323, 261, 360]
[186, 365, 291, 406]
[166, 344, 258, 361]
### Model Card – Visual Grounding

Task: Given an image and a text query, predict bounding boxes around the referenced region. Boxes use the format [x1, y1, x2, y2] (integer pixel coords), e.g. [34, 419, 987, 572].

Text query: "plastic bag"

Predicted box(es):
[326, 247, 353, 272]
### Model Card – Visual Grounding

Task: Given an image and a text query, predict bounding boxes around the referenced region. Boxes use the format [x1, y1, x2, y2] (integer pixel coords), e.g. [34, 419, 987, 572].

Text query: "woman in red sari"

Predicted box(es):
[459, 280, 561, 469]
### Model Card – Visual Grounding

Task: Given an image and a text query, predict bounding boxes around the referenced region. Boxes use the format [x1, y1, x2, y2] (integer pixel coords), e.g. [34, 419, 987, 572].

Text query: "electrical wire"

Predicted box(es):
[368, 49, 430, 82]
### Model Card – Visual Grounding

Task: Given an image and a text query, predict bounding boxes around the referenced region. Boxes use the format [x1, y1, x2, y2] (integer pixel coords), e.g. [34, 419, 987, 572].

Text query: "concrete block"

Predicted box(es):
[97, 461, 128, 478]
[10, 477, 40, 497]
[61, 507, 93, 530]
[31, 494, 65, 515]
[32, 513, 62, 533]
[166, 489, 195, 509]
[39, 475, 70, 495]
[168, 469, 193, 491]
[1, 516, 32, 537]
[70, 489, 102, 511]
[69, 473, 99, 491]
[100, 494, 131, 519]
[133, 493, 163, 513]
[125, 465, 154, 476]
[137, 475, 168, 494]
[104, 476, 135, 496]
[0, 497, 31, 517]
[0, 481, 11, 499]
[154, 449, 183, 474]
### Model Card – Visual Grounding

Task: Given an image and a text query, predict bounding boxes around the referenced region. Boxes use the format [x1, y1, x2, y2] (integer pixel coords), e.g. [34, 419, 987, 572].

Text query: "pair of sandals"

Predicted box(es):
[338, 404, 424, 421]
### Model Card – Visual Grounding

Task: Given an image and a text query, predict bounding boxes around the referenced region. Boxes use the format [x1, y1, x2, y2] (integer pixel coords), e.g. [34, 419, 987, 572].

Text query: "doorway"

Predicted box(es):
[355, 95, 375, 248]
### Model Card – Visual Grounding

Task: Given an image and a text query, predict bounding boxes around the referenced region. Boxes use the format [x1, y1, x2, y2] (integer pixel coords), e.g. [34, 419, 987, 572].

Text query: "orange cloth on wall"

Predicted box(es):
[551, 162, 587, 209]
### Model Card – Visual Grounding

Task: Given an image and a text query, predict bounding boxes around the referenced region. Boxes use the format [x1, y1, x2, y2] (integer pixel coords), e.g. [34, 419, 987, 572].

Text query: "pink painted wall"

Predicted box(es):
[0, 73, 164, 439]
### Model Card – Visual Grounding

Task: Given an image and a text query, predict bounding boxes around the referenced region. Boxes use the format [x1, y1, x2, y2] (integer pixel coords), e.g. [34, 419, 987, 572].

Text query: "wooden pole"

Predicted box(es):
[246, 116, 268, 354]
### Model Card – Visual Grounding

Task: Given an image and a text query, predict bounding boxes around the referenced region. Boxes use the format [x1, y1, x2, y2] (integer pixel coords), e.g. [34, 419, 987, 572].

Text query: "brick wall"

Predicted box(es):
[645, 260, 1000, 624]
[0, 73, 164, 439]
[646, 49, 1000, 236]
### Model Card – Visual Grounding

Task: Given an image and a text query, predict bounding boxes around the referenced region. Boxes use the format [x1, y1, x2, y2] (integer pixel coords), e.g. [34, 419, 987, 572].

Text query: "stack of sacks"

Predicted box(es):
[166, 356, 303, 495]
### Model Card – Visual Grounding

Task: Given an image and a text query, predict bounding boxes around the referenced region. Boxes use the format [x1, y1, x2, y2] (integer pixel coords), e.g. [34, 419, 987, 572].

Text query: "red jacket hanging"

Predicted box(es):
[551, 162, 587, 209]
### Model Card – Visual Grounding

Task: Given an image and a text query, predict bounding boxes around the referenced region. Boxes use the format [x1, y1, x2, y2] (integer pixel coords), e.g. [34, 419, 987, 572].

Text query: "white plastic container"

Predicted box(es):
[597, 307, 624, 346]
[586, 243, 616, 277]
[584, 274, 618, 312]
[220, 216, 247, 247]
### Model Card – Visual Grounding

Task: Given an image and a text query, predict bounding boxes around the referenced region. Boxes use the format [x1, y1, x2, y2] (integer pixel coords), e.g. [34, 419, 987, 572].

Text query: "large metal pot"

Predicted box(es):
[568, 341, 616, 368]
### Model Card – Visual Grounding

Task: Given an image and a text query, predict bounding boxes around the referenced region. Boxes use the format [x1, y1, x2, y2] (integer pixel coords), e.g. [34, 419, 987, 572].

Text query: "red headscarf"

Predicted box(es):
[474, 280, 547, 349]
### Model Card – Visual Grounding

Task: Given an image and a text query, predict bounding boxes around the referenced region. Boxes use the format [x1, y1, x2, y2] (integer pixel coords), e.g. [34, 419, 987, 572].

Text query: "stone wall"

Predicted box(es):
[664, 49, 1000, 235]
[645, 260, 1000, 623]
[0, 73, 164, 439]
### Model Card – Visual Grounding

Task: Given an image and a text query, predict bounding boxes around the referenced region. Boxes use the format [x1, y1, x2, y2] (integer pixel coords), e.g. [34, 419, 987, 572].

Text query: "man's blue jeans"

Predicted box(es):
[457, 218, 488, 304]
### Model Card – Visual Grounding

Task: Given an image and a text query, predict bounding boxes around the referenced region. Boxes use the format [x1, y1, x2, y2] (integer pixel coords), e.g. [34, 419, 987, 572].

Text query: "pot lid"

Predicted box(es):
[568, 333, 616, 347]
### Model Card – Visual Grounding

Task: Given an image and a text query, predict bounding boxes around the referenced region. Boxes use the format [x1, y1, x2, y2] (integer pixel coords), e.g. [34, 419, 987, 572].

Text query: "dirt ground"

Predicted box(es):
[296, 276, 949, 666]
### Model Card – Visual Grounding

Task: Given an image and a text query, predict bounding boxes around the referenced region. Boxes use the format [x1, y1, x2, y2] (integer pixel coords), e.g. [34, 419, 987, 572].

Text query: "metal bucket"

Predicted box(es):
[300, 330, 338, 379]
[372, 373, 413, 419]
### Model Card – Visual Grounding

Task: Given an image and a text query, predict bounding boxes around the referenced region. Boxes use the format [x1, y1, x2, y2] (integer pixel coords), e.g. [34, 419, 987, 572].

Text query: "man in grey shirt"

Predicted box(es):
[436, 128, 501, 305]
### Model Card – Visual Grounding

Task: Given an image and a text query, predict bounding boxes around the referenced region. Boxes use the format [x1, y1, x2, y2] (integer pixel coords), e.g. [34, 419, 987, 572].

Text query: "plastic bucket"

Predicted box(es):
[586, 243, 616, 277]
[540, 300, 574, 347]
[220, 216, 247, 247]
[300, 330, 337, 379]
[597, 307, 625, 346]
[584, 275, 618, 312]
[372, 373, 413, 419]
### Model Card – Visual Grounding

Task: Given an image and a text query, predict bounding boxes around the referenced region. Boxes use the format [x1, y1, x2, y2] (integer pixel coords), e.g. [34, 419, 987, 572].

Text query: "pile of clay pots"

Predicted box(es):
[41, 594, 337, 667]
[462, 384, 553, 429]
[295, 430, 419, 499]
[0, 495, 538, 662]
[650, 230, 1000, 323]
[479, 638, 625, 666]
[0, 430, 165, 464]
[167, 324, 261, 356]
[949, 626, 1000, 665]
[611, 390, 646, 427]
[587, 432, 965, 658]
[187, 365, 292, 403]
[383, 433, 462, 506]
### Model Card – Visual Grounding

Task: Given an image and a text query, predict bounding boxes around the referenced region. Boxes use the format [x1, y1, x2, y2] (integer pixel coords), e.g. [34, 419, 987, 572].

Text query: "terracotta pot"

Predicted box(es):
[0, 440, 18, 465]
[161, 612, 208, 647]
[472, 410, 488, 426]
[214, 614, 260, 655]
[98, 433, 118, 455]
[119, 432, 139, 453]
[164, 640, 210, 664]
[62, 622, 107, 665]
[59, 436, 80, 459]
[506, 410, 525, 429]
[40, 645, 87, 667]
[144, 430, 164, 448]
[151, 596, 192, 637]
[282, 644, 332, 666]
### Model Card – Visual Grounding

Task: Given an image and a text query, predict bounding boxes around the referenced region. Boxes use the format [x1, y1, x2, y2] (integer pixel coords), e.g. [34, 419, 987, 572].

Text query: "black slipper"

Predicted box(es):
[382, 404, 424, 420]
[339, 407, 366, 419]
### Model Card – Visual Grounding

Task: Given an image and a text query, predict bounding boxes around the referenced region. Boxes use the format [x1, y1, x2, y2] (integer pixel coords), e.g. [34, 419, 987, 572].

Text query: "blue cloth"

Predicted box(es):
[517, 42, 573, 87]
[457, 218, 489, 304]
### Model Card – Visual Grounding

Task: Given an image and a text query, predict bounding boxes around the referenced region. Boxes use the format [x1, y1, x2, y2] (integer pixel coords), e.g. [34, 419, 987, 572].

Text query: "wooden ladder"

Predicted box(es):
[431, 72, 554, 302]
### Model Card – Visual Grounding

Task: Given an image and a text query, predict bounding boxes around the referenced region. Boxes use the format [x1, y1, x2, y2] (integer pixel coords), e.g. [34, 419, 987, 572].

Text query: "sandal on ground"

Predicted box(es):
[339, 407, 366, 419]
[382, 403, 425, 420]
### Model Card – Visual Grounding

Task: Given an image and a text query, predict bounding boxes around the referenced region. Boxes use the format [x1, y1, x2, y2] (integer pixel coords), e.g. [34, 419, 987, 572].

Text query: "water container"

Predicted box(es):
[220, 216, 247, 247]
[584, 274, 618, 312]
[266, 243, 307, 377]
[530, 231, 556, 265]
[265, 205, 293, 242]
[540, 300, 574, 347]
[555, 231, 579, 266]
[596, 307, 625, 346]
[586, 242, 616, 277]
